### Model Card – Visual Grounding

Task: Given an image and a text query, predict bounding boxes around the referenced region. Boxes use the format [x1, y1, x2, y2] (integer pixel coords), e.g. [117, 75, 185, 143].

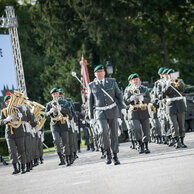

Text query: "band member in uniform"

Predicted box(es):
[124, 73, 151, 154]
[161, 69, 187, 148]
[88, 64, 125, 165]
[45, 88, 71, 166]
[0, 95, 27, 174]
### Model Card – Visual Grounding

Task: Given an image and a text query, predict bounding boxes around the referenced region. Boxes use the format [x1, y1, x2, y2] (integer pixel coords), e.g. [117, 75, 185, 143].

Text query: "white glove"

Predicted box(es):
[138, 95, 144, 101]
[57, 105, 61, 111]
[130, 95, 136, 101]
[31, 106, 35, 114]
[80, 127, 83, 132]
[89, 119, 95, 125]
[82, 120, 85, 124]
[117, 118, 122, 125]
[48, 107, 55, 115]
[4, 115, 12, 123]
[121, 109, 126, 115]
[22, 105, 27, 111]
[18, 113, 23, 118]
[166, 80, 171, 87]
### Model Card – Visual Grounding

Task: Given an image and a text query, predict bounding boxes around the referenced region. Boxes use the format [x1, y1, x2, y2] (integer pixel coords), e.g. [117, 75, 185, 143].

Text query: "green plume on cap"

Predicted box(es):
[158, 67, 164, 74]
[162, 68, 169, 74]
[50, 88, 58, 94]
[4, 95, 11, 102]
[94, 64, 104, 72]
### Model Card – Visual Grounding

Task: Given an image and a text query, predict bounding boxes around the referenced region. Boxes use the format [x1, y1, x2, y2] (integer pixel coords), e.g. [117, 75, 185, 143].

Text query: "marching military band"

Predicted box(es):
[0, 64, 188, 174]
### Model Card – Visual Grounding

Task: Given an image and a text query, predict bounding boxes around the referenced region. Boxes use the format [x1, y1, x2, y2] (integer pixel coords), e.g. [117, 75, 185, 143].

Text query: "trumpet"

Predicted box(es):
[50, 99, 65, 124]
[173, 79, 180, 88]
[130, 85, 147, 111]
[150, 105, 157, 114]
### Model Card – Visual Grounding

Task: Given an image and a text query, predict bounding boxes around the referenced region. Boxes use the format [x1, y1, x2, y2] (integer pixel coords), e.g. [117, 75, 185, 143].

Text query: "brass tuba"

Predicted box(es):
[7, 91, 25, 128]
[32, 101, 46, 131]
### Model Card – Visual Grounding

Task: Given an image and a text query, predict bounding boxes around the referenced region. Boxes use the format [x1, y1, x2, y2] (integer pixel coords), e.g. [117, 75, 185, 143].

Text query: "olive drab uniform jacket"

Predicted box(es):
[88, 78, 125, 120]
[0, 107, 28, 139]
[124, 85, 151, 120]
[45, 99, 70, 132]
[162, 79, 187, 115]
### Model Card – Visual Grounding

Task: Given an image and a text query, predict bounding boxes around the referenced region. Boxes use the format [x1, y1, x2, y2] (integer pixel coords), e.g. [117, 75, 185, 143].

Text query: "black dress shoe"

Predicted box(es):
[144, 149, 150, 154]
[106, 157, 112, 164]
[113, 154, 120, 165]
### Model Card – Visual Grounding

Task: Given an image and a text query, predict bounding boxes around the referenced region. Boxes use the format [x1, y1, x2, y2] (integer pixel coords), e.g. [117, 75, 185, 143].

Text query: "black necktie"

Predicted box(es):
[100, 81, 104, 88]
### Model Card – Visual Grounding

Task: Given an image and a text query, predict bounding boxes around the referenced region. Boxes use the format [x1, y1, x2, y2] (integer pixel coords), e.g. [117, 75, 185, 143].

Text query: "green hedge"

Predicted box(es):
[44, 130, 54, 148]
[0, 130, 54, 157]
[0, 137, 8, 156]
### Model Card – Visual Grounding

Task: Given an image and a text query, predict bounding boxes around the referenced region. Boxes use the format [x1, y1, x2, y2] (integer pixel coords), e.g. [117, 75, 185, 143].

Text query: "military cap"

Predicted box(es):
[167, 68, 175, 74]
[131, 73, 139, 79]
[162, 68, 169, 74]
[94, 64, 104, 72]
[58, 88, 64, 95]
[158, 67, 164, 74]
[4, 95, 11, 102]
[50, 88, 58, 94]
[128, 74, 132, 81]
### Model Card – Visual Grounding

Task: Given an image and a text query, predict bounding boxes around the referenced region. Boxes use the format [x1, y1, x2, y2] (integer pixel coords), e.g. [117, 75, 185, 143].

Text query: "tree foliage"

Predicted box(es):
[0, 0, 193, 104]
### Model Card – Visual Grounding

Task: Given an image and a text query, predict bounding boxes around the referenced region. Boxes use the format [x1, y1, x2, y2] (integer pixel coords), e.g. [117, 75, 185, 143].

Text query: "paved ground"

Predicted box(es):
[0, 132, 194, 194]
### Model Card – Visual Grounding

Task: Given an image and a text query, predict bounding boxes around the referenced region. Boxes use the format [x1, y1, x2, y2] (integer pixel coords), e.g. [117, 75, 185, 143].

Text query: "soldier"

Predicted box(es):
[45, 88, 71, 166]
[148, 90, 162, 144]
[124, 73, 151, 154]
[123, 75, 137, 149]
[88, 64, 125, 165]
[22, 104, 37, 172]
[65, 97, 78, 163]
[161, 69, 187, 148]
[154, 68, 170, 144]
[0, 95, 26, 174]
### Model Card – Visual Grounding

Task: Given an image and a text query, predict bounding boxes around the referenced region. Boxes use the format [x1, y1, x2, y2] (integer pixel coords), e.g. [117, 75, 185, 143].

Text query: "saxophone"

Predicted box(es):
[7, 91, 25, 128]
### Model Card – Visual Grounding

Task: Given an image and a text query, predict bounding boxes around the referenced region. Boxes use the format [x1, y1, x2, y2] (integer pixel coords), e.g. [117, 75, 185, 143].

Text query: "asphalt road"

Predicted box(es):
[0, 132, 194, 194]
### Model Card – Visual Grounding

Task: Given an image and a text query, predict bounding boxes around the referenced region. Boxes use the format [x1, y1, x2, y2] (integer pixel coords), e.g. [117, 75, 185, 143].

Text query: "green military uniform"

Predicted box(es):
[45, 88, 71, 166]
[148, 91, 162, 144]
[88, 65, 125, 165]
[0, 96, 27, 174]
[66, 97, 78, 163]
[124, 73, 151, 154]
[22, 105, 37, 171]
[161, 70, 187, 148]
[123, 81, 136, 149]
[153, 68, 170, 144]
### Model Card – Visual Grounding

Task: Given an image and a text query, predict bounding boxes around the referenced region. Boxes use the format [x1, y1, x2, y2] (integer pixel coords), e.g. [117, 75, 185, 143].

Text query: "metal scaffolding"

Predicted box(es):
[0, 6, 27, 96]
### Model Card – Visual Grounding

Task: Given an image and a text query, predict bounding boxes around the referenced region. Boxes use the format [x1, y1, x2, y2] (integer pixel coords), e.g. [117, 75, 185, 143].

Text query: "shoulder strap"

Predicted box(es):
[100, 87, 114, 102]
[3, 108, 7, 118]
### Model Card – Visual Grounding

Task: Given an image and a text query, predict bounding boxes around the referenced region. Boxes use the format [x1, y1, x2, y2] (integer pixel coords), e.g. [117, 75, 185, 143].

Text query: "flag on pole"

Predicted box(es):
[80, 55, 90, 105]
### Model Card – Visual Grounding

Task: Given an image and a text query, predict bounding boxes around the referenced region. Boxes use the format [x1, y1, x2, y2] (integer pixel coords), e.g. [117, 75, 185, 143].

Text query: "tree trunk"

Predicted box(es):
[160, 32, 169, 67]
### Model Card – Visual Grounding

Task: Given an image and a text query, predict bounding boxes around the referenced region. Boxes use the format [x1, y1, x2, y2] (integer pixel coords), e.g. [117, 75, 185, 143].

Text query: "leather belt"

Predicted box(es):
[95, 102, 116, 111]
